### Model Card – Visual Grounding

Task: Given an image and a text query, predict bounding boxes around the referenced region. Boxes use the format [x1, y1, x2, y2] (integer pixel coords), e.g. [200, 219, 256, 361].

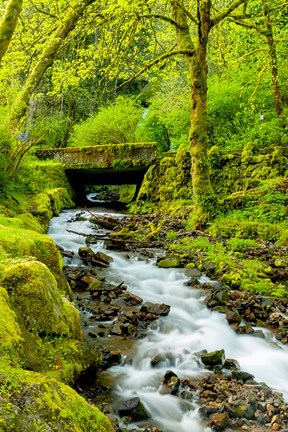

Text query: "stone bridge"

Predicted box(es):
[35, 142, 158, 202]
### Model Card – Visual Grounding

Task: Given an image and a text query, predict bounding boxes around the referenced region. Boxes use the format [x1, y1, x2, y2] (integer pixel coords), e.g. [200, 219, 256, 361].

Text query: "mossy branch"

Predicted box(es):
[141, 13, 180, 28]
[116, 49, 194, 90]
[0, 0, 22, 64]
[211, 0, 246, 27]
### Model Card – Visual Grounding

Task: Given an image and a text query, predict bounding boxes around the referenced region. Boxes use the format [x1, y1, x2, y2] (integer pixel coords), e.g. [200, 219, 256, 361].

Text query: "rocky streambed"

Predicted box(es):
[48, 208, 288, 432]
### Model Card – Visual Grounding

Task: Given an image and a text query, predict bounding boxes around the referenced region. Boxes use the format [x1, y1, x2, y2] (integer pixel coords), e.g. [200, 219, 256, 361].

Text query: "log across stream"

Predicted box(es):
[48, 206, 288, 432]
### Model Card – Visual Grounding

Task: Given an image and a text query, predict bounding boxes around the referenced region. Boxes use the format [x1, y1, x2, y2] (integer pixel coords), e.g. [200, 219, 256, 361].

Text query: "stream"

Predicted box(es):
[48, 205, 288, 432]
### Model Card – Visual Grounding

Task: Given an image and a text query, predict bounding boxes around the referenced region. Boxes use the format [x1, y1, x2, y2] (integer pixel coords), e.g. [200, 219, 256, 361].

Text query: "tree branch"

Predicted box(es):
[116, 48, 194, 90]
[141, 14, 179, 28]
[231, 19, 265, 35]
[211, 0, 246, 27]
[175, 2, 197, 25]
[29, 1, 58, 19]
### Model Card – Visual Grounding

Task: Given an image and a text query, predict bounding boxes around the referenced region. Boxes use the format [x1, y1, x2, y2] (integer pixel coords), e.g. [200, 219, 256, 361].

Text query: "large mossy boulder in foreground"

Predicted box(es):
[0, 223, 70, 295]
[2, 260, 80, 338]
[0, 260, 101, 384]
[0, 365, 114, 432]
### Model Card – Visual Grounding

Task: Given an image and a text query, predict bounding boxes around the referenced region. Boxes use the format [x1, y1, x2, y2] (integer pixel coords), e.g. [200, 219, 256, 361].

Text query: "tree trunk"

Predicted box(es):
[261, 0, 283, 116]
[172, 0, 215, 223]
[10, 0, 96, 129]
[0, 0, 22, 64]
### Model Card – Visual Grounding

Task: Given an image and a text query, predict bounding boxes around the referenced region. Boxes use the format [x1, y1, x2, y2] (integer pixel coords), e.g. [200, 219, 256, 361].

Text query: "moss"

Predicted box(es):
[119, 184, 137, 203]
[27, 192, 54, 227]
[0, 223, 70, 294]
[46, 188, 75, 216]
[0, 287, 23, 360]
[1, 260, 79, 338]
[156, 257, 180, 268]
[0, 365, 114, 432]
[137, 145, 192, 202]
[36, 142, 158, 169]
[208, 217, 284, 242]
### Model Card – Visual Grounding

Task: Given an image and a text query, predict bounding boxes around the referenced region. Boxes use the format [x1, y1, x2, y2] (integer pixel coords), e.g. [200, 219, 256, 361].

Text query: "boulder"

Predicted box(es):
[209, 412, 229, 431]
[0, 367, 114, 432]
[201, 350, 225, 367]
[140, 302, 170, 316]
[118, 397, 149, 421]
[156, 257, 179, 268]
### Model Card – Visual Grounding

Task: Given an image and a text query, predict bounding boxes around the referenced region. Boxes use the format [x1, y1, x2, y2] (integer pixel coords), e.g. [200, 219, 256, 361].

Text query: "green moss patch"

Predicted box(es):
[0, 365, 114, 432]
[1, 261, 79, 338]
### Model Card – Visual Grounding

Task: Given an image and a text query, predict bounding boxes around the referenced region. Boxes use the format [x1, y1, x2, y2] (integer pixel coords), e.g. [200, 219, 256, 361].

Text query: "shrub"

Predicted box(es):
[68, 96, 142, 146]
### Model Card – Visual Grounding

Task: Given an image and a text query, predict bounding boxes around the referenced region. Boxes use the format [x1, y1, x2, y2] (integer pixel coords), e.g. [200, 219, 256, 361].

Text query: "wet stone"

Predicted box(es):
[201, 349, 225, 367]
[118, 397, 150, 421]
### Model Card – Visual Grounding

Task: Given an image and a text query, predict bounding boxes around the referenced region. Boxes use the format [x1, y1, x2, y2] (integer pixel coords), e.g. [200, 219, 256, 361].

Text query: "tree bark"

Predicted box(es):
[0, 0, 22, 64]
[261, 0, 283, 116]
[9, 0, 96, 128]
[171, 0, 215, 221]
[189, 1, 214, 212]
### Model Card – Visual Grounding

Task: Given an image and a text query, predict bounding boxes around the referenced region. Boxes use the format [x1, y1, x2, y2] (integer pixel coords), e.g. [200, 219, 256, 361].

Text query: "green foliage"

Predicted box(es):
[137, 77, 190, 151]
[0, 108, 14, 191]
[68, 96, 142, 146]
[166, 230, 177, 241]
[136, 109, 170, 153]
[209, 217, 283, 242]
[226, 238, 260, 252]
[31, 113, 68, 148]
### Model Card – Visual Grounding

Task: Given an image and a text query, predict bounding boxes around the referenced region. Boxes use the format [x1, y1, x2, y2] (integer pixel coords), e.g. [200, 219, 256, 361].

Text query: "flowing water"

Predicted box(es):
[48, 207, 288, 432]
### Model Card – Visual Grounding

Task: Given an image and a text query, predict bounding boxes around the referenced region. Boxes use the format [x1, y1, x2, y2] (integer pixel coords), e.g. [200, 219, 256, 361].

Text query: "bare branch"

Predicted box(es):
[116, 48, 194, 90]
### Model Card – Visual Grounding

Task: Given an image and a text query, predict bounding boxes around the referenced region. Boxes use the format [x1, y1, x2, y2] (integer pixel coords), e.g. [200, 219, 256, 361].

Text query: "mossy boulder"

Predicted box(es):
[119, 184, 137, 203]
[47, 187, 75, 216]
[137, 144, 192, 202]
[1, 260, 80, 338]
[0, 260, 100, 384]
[0, 224, 70, 295]
[0, 287, 23, 360]
[0, 365, 114, 432]
[156, 257, 180, 268]
[201, 349, 225, 367]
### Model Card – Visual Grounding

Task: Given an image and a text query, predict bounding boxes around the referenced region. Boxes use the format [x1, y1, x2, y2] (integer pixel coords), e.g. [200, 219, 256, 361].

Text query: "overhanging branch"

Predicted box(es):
[211, 0, 246, 27]
[116, 48, 194, 90]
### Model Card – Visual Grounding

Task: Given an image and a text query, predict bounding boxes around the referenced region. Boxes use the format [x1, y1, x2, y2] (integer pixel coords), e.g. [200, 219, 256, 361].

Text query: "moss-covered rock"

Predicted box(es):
[0, 365, 114, 432]
[0, 287, 23, 360]
[1, 260, 80, 338]
[46, 187, 75, 216]
[137, 145, 192, 202]
[156, 257, 180, 268]
[119, 184, 137, 203]
[0, 223, 70, 294]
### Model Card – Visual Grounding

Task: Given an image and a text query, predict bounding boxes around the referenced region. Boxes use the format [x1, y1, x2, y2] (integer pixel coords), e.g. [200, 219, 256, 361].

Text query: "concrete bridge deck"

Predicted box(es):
[35, 142, 158, 169]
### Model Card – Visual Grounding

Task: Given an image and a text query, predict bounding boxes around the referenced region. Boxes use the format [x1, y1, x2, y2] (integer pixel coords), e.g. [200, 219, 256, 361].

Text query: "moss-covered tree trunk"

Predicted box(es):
[189, 2, 214, 214]
[171, 0, 215, 222]
[0, 0, 22, 64]
[10, 0, 96, 128]
[261, 0, 283, 116]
